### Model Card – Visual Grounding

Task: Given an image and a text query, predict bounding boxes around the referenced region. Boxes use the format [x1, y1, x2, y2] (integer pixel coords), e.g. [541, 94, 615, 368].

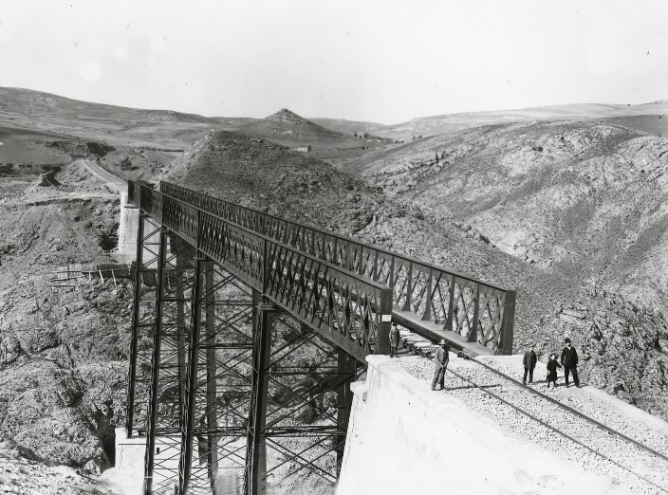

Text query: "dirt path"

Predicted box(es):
[78, 159, 126, 193]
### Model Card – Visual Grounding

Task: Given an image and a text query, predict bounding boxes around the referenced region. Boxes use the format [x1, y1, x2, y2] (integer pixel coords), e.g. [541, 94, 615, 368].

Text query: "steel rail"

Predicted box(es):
[405, 329, 668, 466]
[470, 357, 668, 465]
[401, 329, 668, 491]
[448, 362, 668, 493]
[444, 365, 668, 494]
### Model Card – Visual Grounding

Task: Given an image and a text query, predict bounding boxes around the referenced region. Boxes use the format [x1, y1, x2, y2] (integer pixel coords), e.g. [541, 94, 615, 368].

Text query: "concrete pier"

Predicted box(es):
[101, 429, 145, 495]
[114, 192, 140, 264]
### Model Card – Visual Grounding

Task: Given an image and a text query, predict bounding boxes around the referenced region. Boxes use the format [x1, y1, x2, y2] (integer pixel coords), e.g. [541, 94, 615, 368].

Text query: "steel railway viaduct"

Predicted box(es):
[123, 180, 517, 495]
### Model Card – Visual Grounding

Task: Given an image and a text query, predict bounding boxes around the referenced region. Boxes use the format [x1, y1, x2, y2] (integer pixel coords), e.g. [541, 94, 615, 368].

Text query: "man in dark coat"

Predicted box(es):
[522, 347, 537, 384]
[560, 338, 580, 387]
[431, 339, 450, 391]
[389, 322, 400, 358]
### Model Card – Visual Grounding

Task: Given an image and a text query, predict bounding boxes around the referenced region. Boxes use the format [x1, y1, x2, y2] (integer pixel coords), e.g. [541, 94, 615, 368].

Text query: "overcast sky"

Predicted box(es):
[1, 0, 667, 123]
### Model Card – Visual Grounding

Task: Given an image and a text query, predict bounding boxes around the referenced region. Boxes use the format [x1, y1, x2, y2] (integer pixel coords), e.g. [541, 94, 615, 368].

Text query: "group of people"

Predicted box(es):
[523, 338, 580, 388]
[388, 322, 580, 391]
[430, 336, 580, 391]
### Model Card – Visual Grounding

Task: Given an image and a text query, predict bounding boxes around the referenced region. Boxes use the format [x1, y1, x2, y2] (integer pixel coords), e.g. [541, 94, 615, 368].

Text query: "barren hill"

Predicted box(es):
[310, 118, 387, 136]
[600, 114, 668, 137]
[163, 129, 668, 421]
[374, 102, 668, 141]
[342, 120, 668, 304]
[0, 87, 213, 124]
[239, 108, 345, 144]
[235, 109, 391, 165]
[161, 130, 378, 230]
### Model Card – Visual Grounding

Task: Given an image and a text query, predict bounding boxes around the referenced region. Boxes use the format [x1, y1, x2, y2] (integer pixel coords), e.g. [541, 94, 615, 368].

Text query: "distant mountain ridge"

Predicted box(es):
[0, 86, 214, 124]
[2, 86, 667, 140]
[310, 118, 386, 136]
[375, 102, 668, 140]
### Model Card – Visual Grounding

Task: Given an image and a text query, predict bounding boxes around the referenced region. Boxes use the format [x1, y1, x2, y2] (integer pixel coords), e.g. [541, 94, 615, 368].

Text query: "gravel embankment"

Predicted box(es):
[478, 355, 668, 458]
[398, 352, 668, 494]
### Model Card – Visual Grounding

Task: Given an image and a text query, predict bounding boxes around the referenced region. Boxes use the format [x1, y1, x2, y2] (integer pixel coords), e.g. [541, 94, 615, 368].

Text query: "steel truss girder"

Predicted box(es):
[127, 181, 394, 363]
[157, 180, 516, 354]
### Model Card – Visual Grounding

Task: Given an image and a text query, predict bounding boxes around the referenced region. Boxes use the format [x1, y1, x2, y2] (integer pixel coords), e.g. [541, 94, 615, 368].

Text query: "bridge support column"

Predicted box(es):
[144, 228, 168, 495]
[205, 264, 219, 489]
[126, 214, 164, 439]
[242, 310, 362, 495]
[173, 235, 188, 413]
[336, 349, 355, 476]
[177, 262, 256, 495]
[499, 290, 516, 355]
[126, 212, 145, 439]
[245, 298, 274, 495]
[179, 259, 209, 495]
[136, 230, 194, 495]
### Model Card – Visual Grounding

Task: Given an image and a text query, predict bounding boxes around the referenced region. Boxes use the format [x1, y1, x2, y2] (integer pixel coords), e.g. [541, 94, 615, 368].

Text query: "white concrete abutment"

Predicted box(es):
[337, 356, 630, 495]
[114, 191, 140, 264]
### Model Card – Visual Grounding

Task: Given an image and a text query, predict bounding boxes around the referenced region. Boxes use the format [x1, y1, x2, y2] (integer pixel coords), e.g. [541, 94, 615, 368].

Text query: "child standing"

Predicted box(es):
[546, 353, 562, 388]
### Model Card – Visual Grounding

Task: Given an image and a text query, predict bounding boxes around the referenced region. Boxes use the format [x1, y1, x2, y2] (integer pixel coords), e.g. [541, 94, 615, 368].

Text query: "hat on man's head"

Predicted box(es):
[565, 337, 572, 344]
[439, 339, 446, 345]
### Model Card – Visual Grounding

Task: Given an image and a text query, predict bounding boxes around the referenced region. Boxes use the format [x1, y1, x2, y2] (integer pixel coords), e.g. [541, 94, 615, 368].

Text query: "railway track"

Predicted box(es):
[397, 330, 668, 494]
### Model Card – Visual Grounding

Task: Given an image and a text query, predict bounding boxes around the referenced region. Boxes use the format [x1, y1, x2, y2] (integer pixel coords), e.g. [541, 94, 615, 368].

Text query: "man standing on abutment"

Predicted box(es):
[561, 338, 580, 387]
[431, 339, 450, 391]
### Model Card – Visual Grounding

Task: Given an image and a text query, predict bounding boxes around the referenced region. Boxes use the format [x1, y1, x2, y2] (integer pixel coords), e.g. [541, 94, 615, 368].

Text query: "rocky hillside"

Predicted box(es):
[161, 130, 382, 231]
[0, 446, 118, 495]
[343, 120, 668, 305]
[0, 166, 131, 477]
[340, 119, 668, 419]
[160, 129, 668, 421]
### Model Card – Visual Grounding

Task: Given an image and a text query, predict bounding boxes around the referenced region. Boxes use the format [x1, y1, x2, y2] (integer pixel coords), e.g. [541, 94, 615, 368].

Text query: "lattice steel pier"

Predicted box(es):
[124, 181, 516, 495]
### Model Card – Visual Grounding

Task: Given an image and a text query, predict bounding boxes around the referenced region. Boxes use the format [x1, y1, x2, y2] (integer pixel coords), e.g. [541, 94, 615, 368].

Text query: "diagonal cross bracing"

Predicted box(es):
[128, 182, 394, 363]
[159, 181, 516, 355]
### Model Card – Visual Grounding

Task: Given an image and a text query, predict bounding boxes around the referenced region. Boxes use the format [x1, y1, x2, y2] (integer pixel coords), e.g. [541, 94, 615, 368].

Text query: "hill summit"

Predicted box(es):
[240, 108, 343, 143]
[266, 108, 308, 125]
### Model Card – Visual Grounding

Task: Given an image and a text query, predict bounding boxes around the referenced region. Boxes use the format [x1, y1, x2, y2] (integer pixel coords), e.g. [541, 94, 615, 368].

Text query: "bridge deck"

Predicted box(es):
[391, 308, 494, 357]
[155, 180, 515, 356]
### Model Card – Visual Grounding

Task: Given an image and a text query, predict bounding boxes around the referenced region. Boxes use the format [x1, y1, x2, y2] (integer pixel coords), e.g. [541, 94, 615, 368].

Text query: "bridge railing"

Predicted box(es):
[158, 181, 515, 353]
[128, 181, 393, 362]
